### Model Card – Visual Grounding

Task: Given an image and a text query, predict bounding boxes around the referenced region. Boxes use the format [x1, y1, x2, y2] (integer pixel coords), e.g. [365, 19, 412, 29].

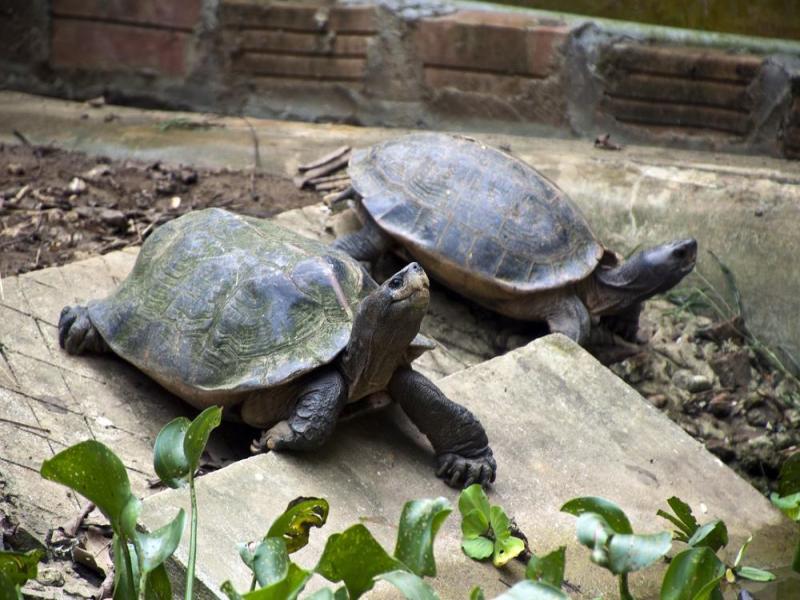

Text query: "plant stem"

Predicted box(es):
[792, 540, 800, 574]
[186, 478, 198, 600]
[120, 537, 137, 599]
[250, 574, 257, 591]
[618, 573, 634, 600]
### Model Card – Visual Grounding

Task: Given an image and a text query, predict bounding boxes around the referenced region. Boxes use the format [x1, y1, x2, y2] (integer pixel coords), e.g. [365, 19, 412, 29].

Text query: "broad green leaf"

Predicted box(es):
[0, 572, 21, 600]
[220, 564, 310, 600]
[120, 497, 142, 542]
[316, 524, 405, 599]
[657, 497, 699, 540]
[660, 547, 725, 600]
[252, 538, 289, 587]
[145, 563, 172, 600]
[575, 513, 614, 568]
[184, 406, 222, 474]
[153, 417, 191, 489]
[461, 509, 490, 539]
[561, 497, 632, 534]
[606, 531, 672, 574]
[735, 566, 776, 582]
[489, 506, 525, 567]
[778, 452, 800, 496]
[154, 407, 222, 488]
[493, 580, 569, 600]
[458, 484, 491, 522]
[393, 497, 452, 577]
[770, 492, 800, 521]
[136, 509, 186, 573]
[470, 586, 486, 600]
[687, 520, 728, 552]
[267, 497, 329, 553]
[526, 546, 565, 587]
[377, 570, 440, 599]
[40, 440, 132, 531]
[0, 549, 44, 586]
[462, 536, 494, 560]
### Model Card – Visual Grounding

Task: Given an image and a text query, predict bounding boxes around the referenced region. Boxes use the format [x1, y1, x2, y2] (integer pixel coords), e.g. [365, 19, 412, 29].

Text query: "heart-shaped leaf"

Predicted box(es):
[488, 506, 525, 567]
[394, 497, 452, 577]
[377, 570, 440, 599]
[153, 406, 221, 488]
[266, 497, 329, 554]
[687, 520, 728, 552]
[250, 538, 289, 588]
[40, 440, 133, 533]
[462, 536, 494, 560]
[526, 546, 565, 587]
[220, 562, 310, 600]
[461, 509, 490, 539]
[561, 497, 632, 534]
[136, 509, 186, 574]
[606, 531, 672, 574]
[316, 524, 405, 599]
[458, 485, 490, 523]
[661, 547, 725, 600]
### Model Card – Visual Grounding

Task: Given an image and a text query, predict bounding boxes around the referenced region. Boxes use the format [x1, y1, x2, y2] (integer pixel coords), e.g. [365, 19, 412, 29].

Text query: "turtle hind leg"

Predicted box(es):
[599, 303, 643, 343]
[251, 368, 347, 453]
[58, 305, 110, 355]
[331, 212, 393, 264]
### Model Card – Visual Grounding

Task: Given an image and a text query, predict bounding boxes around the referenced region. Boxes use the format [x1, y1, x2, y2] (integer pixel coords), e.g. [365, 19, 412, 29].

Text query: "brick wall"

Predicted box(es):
[50, 0, 203, 77]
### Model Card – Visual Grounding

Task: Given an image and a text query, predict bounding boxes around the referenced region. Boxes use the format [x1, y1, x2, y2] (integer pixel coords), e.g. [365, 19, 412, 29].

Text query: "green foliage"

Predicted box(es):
[657, 496, 728, 552]
[771, 453, 800, 573]
[525, 547, 565, 588]
[153, 406, 222, 489]
[266, 497, 329, 554]
[561, 497, 633, 535]
[0, 549, 44, 599]
[660, 547, 725, 600]
[493, 580, 569, 600]
[394, 497, 452, 577]
[458, 484, 526, 567]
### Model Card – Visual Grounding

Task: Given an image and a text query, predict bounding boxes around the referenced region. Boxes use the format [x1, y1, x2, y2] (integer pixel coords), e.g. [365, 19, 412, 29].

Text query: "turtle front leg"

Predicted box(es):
[388, 367, 496, 489]
[58, 305, 110, 355]
[331, 212, 393, 264]
[545, 295, 591, 346]
[251, 368, 347, 453]
[599, 303, 643, 343]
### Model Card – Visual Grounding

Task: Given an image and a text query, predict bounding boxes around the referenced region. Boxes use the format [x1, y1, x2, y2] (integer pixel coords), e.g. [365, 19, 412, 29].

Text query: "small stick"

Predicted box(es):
[298, 145, 350, 172]
[294, 153, 349, 189]
[64, 502, 96, 537]
[307, 173, 350, 186]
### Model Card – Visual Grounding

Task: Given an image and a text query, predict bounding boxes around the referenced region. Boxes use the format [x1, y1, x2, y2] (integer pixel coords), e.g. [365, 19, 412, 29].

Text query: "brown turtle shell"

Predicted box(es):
[349, 133, 604, 293]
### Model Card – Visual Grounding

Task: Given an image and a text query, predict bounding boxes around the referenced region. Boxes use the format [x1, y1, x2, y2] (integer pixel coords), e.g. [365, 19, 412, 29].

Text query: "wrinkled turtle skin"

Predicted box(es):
[59, 208, 496, 488]
[334, 133, 698, 345]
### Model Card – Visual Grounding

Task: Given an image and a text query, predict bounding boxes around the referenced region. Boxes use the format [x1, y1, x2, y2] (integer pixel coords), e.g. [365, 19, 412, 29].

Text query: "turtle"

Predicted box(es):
[58, 208, 495, 488]
[332, 133, 698, 345]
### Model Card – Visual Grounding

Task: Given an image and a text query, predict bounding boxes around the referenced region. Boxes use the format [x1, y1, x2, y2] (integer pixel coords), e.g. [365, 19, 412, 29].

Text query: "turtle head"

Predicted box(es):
[595, 238, 697, 309]
[341, 263, 430, 397]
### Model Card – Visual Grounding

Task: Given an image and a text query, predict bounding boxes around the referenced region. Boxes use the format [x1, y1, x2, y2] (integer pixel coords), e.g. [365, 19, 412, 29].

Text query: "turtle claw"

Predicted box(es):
[251, 421, 296, 454]
[436, 448, 496, 489]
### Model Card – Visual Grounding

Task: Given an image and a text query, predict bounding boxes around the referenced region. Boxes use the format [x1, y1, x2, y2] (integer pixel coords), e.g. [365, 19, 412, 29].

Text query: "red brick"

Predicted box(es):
[52, 0, 202, 30]
[237, 30, 370, 56]
[606, 44, 762, 83]
[51, 19, 189, 76]
[234, 53, 366, 81]
[604, 96, 751, 135]
[423, 67, 528, 96]
[607, 72, 751, 111]
[221, 1, 377, 33]
[415, 10, 568, 78]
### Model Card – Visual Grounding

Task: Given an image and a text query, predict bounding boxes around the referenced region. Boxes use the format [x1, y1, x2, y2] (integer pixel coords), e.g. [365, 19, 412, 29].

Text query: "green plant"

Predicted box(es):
[561, 496, 672, 600]
[153, 405, 222, 600]
[771, 453, 800, 573]
[221, 495, 451, 599]
[0, 549, 44, 600]
[458, 484, 526, 567]
[39, 405, 221, 600]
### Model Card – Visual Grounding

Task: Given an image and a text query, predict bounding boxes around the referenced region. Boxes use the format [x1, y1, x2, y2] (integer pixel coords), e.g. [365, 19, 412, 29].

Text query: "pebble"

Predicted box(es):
[673, 370, 713, 393]
[68, 177, 87, 194]
[7, 163, 24, 176]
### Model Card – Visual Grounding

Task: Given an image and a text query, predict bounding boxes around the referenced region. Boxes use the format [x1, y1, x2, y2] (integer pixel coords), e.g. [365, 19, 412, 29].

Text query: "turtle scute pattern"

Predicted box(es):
[88, 209, 372, 393]
[349, 133, 604, 291]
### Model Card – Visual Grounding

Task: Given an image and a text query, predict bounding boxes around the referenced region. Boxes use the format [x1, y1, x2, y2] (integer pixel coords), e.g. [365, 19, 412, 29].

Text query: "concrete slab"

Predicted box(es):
[140, 335, 796, 599]
[1, 91, 798, 365]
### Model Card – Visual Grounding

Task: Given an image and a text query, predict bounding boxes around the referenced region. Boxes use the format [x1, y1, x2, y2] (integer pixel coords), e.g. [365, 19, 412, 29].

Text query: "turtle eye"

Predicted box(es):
[388, 276, 404, 289]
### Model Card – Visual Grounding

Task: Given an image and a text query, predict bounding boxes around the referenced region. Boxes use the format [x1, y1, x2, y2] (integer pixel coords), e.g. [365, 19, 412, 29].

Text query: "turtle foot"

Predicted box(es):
[58, 305, 109, 355]
[250, 421, 295, 454]
[436, 447, 496, 489]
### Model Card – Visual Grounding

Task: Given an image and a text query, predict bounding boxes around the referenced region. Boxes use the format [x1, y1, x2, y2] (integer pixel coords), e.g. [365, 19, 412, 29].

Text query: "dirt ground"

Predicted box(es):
[0, 142, 319, 277]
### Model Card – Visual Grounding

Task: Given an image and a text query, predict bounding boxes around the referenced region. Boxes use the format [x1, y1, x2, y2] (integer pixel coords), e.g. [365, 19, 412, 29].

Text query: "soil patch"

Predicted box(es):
[0, 142, 319, 277]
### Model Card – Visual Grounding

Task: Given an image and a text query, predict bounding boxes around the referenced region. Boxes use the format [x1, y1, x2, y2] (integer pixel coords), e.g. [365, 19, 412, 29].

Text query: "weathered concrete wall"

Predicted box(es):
[2, 0, 800, 158]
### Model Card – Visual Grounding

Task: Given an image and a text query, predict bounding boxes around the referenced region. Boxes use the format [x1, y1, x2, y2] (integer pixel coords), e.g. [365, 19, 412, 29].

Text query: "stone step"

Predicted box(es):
[140, 335, 795, 599]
